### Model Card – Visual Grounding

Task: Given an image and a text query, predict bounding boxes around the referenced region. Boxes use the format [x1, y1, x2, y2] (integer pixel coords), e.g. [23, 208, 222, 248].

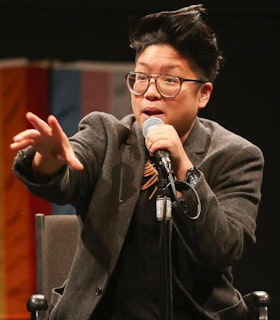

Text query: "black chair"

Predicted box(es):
[27, 213, 79, 320]
[27, 213, 270, 320]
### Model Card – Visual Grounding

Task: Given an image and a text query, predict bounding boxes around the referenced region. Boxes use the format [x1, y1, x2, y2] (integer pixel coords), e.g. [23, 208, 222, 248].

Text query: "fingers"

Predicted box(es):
[47, 115, 65, 139]
[67, 155, 84, 171]
[25, 112, 65, 148]
[10, 129, 41, 151]
[12, 129, 41, 142]
[55, 148, 84, 171]
[10, 112, 84, 171]
[10, 139, 36, 151]
[26, 112, 52, 134]
[145, 124, 184, 160]
[145, 125, 172, 153]
[46, 116, 84, 170]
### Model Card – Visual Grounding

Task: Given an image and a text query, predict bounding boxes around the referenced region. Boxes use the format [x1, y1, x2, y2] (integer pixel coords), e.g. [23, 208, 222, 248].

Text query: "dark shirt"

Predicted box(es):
[91, 185, 162, 319]
[90, 176, 198, 320]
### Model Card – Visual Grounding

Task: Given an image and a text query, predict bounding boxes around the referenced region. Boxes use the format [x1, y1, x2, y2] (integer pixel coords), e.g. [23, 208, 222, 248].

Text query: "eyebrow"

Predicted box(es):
[136, 62, 184, 73]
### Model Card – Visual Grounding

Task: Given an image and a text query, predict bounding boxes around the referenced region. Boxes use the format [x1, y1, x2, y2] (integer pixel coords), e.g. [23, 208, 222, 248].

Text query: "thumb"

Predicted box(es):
[68, 154, 84, 170]
[57, 152, 84, 171]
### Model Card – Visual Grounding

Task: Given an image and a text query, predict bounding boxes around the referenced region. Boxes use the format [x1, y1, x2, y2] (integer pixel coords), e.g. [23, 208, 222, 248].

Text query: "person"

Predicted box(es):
[10, 4, 264, 320]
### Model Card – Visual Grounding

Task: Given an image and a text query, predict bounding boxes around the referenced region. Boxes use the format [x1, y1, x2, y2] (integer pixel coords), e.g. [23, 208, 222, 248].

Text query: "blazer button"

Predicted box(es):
[95, 286, 103, 296]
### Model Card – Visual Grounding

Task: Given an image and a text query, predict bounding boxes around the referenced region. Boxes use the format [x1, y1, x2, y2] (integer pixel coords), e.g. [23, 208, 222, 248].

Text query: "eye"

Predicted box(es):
[136, 73, 148, 82]
[161, 75, 179, 85]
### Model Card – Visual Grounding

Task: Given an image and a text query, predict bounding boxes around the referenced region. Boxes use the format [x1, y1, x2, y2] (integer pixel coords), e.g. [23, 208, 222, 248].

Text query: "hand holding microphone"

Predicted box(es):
[142, 117, 201, 219]
[142, 117, 194, 182]
[142, 117, 173, 176]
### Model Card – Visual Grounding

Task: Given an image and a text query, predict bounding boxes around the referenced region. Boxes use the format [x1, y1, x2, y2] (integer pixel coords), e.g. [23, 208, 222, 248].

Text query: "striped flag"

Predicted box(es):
[0, 59, 133, 319]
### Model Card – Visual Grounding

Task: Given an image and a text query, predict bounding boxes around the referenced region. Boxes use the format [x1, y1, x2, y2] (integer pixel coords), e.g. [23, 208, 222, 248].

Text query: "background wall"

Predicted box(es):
[0, 0, 279, 319]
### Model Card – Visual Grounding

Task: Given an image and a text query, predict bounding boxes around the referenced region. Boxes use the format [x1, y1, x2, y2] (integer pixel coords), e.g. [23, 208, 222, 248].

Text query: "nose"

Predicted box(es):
[144, 78, 161, 99]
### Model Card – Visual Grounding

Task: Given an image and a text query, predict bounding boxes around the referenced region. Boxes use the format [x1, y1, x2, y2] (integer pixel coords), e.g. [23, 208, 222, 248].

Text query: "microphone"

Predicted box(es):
[142, 117, 173, 176]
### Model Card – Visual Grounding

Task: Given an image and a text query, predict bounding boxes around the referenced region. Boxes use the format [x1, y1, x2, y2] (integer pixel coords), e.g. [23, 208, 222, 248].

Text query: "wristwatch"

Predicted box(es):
[176, 167, 201, 219]
[185, 167, 200, 186]
[174, 167, 200, 192]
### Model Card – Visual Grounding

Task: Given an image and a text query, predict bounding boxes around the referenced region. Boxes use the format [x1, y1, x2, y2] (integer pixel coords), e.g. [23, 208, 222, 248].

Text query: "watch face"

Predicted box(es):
[186, 168, 200, 186]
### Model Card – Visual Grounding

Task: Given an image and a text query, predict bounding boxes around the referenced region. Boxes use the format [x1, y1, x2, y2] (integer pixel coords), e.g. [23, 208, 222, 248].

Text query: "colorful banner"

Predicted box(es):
[0, 59, 133, 319]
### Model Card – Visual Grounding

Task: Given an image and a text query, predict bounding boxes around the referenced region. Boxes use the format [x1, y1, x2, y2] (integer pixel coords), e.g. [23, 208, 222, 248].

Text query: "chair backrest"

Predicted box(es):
[32, 213, 270, 320]
[35, 213, 79, 304]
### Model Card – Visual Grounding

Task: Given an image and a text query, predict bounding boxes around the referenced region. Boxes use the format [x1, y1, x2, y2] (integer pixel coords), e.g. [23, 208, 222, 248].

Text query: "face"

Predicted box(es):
[130, 44, 213, 141]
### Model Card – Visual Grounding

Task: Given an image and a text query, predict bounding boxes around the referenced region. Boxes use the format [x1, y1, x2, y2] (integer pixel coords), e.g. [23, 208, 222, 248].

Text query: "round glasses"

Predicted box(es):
[125, 72, 206, 98]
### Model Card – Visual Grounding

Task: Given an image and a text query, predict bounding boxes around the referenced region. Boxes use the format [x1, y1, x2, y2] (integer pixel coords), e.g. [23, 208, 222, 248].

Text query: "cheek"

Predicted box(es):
[169, 95, 199, 119]
[131, 95, 137, 110]
[180, 88, 202, 108]
[131, 95, 142, 117]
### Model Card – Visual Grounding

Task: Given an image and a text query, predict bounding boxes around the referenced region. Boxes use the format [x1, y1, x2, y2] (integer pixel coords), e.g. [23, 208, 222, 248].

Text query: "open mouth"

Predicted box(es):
[143, 108, 163, 117]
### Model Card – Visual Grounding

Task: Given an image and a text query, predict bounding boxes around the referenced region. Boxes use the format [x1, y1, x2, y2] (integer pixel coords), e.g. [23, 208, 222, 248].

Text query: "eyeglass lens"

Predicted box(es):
[127, 73, 181, 97]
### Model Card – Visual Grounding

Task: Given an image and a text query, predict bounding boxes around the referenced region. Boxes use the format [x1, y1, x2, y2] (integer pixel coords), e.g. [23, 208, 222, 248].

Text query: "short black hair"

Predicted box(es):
[129, 4, 223, 83]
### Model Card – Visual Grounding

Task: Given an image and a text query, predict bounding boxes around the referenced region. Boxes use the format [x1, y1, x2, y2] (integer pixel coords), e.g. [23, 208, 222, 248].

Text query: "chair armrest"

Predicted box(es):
[243, 291, 270, 320]
[26, 294, 48, 320]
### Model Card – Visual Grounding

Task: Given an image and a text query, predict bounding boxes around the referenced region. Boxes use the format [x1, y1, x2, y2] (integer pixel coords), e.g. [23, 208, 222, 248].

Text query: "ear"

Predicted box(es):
[198, 82, 213, 109]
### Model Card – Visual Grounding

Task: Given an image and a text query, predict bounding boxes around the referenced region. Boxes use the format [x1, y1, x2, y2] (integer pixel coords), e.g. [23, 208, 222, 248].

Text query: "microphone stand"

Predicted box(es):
[154, 149, 201, 320]
[156, 163, 173, 320]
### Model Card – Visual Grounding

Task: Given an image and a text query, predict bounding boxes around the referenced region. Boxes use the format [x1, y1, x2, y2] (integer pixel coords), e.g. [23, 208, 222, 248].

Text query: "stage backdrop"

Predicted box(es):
[0, 58, 133, 320]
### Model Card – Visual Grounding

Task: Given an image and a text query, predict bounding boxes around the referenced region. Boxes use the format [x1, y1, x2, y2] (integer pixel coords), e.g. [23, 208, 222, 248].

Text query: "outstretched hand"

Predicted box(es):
[10, 112, 83, 171]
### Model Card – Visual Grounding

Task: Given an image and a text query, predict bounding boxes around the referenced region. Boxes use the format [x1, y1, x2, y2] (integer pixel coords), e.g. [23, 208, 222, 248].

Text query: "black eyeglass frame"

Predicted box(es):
[125, 71, 206, 98]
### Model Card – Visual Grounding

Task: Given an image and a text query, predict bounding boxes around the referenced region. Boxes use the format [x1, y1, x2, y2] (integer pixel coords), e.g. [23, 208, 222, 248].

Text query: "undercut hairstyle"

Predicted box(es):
[129, 4, 224, 83]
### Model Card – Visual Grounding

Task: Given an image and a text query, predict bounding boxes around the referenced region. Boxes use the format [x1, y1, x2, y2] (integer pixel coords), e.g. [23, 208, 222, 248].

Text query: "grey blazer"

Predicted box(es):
[13, 111, 264, 320]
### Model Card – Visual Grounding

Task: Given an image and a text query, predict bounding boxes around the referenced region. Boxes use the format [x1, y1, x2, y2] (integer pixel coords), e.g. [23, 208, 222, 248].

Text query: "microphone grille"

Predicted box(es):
[142, 117, 164, 137]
